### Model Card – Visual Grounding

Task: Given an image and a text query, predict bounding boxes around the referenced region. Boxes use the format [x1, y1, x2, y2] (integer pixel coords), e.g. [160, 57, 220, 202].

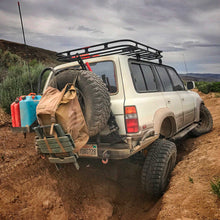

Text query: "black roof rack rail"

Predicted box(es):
[56, 39, 163, 63]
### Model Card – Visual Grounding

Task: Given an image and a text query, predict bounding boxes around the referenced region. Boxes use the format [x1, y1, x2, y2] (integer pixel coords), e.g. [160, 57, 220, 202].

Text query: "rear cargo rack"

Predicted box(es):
[56, 39, 163, 63]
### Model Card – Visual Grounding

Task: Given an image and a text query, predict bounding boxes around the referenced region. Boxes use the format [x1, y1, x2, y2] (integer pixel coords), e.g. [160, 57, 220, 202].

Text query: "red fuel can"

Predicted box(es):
[14, 100, 21, 127]
[11, 98, 21, 127]
[11, 102, 16, 127]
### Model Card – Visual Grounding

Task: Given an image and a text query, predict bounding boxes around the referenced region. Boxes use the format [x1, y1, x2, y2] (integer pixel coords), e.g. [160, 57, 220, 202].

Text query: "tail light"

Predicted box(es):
[125, 106, 139, 133]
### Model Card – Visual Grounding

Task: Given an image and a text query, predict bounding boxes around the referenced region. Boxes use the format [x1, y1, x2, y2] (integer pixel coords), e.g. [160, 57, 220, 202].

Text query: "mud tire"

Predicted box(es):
[141, 139, 177, 197]
[190, 105, 213, 137]
[48, 69, 111, 136]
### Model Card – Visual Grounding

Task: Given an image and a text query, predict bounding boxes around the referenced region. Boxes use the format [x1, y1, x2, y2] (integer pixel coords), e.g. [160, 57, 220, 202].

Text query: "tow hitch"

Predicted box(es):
[102, 150, 110, 164]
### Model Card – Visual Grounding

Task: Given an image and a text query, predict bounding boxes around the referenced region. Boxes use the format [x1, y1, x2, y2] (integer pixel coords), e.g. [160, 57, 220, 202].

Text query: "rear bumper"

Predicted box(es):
[98, 144, 131, 159]
[80, 135, 158, 160]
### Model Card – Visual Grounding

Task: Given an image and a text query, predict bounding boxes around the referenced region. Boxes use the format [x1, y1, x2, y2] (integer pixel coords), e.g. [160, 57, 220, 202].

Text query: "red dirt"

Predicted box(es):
[0, 108, 11, 127]
[158, 92, 220, 220]
[0, 91, 219, 220]
[0, 127, 160, 220]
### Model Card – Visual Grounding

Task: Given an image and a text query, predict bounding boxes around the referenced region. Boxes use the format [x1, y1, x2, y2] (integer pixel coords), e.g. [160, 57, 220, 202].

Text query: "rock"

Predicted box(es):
[42, 200, 53, 210]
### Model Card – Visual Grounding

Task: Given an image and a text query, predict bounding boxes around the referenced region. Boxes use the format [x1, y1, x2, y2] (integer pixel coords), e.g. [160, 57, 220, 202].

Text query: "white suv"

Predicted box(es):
[40, 40, 213, 197]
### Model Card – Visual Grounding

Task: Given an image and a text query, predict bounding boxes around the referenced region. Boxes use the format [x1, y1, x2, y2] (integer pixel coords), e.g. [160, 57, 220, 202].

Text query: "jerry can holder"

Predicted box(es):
[12, 120, 38, 134]
[34, 124, 79, 170]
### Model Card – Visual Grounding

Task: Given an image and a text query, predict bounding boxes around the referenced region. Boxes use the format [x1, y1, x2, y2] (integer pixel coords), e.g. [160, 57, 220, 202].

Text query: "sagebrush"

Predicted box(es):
[196, 81, 220, 94]
[0, 50, 47, 113]
[210, 178, 220, 198]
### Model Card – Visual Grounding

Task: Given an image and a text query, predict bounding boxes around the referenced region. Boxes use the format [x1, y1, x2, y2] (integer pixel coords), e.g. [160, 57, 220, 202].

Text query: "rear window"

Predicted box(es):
[73, 61, 117, 93]
[89, 61, 117, 93]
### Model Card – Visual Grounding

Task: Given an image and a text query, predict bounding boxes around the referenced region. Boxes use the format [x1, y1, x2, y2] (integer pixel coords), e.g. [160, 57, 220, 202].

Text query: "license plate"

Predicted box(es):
[79, 144, 98, 157]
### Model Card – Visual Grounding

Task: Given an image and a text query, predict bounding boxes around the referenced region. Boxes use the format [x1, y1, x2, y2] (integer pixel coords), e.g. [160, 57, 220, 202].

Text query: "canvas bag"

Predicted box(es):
[36, 83, 89, 152]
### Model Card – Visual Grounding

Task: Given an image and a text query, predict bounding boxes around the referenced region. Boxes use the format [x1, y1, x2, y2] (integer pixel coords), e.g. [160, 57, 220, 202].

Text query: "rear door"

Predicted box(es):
[154, 65, 184, 130]
[166, 67, 195, 127]
[88, 58, 126, 135]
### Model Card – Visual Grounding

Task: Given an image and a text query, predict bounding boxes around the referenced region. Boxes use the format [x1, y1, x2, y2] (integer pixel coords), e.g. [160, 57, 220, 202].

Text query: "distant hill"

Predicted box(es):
[1, 39, 219, 82]
[180, 73, 220, 82]
[0, 39, 58, 66]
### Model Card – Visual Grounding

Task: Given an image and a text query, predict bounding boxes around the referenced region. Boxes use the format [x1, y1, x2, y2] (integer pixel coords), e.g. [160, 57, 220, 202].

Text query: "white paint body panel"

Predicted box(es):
[44, 55, 202, 139]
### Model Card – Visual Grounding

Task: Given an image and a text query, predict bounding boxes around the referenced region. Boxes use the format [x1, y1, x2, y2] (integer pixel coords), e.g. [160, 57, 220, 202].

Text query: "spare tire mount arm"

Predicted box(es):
[75, 53, 87, 70]
[37, 67, 55, 94]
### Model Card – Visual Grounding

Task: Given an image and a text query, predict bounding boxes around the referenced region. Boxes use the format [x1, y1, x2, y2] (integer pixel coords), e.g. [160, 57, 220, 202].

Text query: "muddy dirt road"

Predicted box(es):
[0, 92, 219, 220]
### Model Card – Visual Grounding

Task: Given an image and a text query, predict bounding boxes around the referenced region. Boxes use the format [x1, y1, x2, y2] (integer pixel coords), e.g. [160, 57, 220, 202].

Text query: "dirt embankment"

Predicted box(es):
[0, 128, 159, 220]
[0, 108, 11, 127]
[0, 92, 219, 220]
[158, 92, 220, 220]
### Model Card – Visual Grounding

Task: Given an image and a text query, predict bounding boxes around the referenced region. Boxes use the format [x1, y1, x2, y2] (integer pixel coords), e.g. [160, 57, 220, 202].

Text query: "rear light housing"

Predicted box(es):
[125, 106, 139, 133]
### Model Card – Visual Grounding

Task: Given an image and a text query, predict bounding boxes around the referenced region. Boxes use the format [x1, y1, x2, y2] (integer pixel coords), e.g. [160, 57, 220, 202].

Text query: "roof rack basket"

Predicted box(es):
[56, 39, 163, 63]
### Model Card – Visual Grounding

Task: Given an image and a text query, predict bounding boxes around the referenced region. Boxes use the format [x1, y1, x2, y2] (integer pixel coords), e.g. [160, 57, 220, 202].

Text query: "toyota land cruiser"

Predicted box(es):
[38, 39, 213, 197]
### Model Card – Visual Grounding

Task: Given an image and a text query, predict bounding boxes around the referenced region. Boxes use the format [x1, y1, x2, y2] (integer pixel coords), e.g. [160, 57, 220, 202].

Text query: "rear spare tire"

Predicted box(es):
[48, 69, 111, 136]
[190, 104, 213, 137]
[141, 139, 177, 197]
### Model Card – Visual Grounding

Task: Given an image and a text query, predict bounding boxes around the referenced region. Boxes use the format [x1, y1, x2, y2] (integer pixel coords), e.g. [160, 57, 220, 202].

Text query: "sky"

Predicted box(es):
[0, 0, 219, 74]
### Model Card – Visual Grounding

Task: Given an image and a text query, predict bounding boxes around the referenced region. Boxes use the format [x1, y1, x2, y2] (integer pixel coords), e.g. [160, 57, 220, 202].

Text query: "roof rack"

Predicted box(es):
[56, 39, 163, 63]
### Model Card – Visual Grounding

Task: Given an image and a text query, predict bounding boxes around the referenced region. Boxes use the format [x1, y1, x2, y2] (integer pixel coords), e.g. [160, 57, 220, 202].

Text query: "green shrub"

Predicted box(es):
[196, 81, 220, 94]
[0, 52, 46, 113]
[215, 93, 220, 98]
[0, 50, 23, 82]
[210, 82, 220, 93]
[0, 49, 23, 69]
[211, 178, 220, 198]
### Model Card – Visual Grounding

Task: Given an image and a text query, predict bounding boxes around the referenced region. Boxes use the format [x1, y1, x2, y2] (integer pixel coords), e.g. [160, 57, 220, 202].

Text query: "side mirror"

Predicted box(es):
[186, 81, 195, 90]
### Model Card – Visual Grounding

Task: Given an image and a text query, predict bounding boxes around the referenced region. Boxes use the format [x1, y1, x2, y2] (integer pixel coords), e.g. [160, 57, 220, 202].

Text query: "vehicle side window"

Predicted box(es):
[155, 66, 173, 91]
[130, 63, 146, 92]
[130, 62, 158, 92]
[141, 65, 157, 91]
[167, 68, 185, 91]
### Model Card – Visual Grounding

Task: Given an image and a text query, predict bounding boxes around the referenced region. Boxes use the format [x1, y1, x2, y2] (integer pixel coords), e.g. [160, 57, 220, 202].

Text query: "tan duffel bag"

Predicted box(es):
[36, 83, 89, 152]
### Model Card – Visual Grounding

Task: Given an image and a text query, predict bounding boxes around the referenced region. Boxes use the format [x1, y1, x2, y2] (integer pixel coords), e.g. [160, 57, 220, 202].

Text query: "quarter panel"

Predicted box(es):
[124, 93, 167, 133]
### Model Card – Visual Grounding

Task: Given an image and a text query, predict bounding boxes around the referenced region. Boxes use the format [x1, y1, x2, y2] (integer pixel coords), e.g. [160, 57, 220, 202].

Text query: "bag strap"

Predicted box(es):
[49, 123, 66, 153]
[43, 137, 52, 153]
[44, 125, 66, 153]
[50, 83, 71, 124]
[54, 132, 66, 153]
[72, 72, 79, 86]
[50, 123, 55, 135]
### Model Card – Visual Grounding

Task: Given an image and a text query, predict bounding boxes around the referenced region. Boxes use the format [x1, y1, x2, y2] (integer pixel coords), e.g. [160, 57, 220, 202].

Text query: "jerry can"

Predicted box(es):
[20, 94, 41, 127]
[11, 101, 16, 127]
[11, 98, 21, 127]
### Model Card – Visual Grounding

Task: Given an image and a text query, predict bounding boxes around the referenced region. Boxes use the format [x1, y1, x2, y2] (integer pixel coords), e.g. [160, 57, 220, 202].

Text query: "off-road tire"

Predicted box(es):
[141, 139, 177, 197]
[190, 104, 213, 137]
[48, 69, 111, 136]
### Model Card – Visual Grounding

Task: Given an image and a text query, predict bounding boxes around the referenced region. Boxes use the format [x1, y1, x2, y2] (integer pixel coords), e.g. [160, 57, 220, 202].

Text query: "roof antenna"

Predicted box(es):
[182, 53, 188, 74]
[17, 1, 33, 92]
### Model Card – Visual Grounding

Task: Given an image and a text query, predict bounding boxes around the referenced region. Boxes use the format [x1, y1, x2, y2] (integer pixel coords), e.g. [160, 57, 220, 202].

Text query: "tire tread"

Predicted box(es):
[141, 139, 177, 197]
